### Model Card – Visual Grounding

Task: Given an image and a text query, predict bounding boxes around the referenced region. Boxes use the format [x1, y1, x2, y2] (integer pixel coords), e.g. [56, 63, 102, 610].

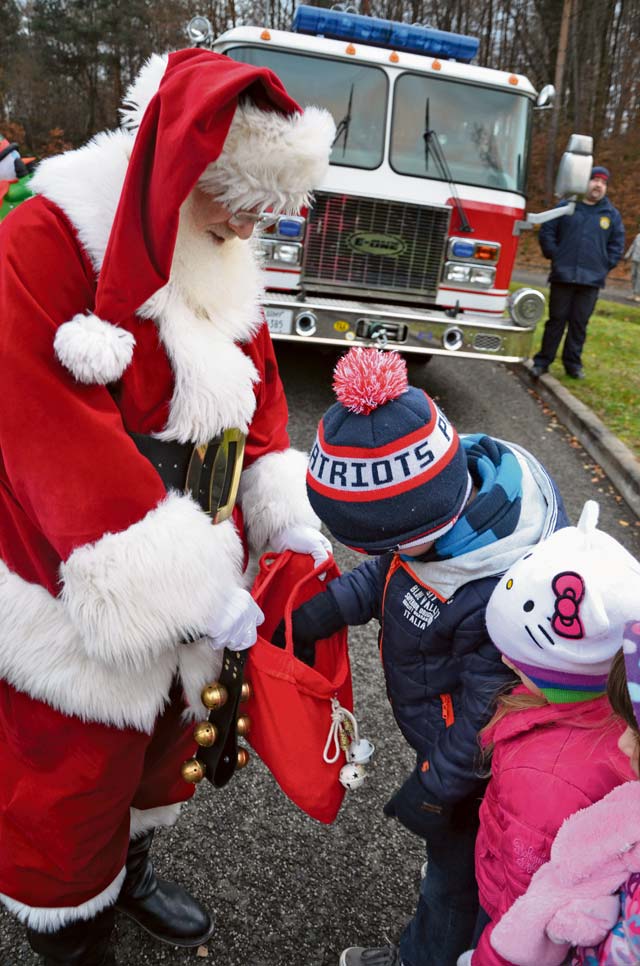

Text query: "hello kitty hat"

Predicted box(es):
[486, 501, 640, 703]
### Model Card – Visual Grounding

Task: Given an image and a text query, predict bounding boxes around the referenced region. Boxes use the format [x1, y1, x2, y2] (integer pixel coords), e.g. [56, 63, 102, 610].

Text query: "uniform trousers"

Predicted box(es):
[533, 281, 599, 374]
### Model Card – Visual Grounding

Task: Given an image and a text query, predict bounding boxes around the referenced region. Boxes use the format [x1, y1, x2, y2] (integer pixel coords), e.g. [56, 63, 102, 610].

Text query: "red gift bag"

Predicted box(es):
[244, 550, 353, 824]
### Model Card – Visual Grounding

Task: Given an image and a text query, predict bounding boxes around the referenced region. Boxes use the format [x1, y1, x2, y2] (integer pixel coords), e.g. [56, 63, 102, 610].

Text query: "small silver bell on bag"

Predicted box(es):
[347, 737, 375, 765]
[339, 762, 367, 789]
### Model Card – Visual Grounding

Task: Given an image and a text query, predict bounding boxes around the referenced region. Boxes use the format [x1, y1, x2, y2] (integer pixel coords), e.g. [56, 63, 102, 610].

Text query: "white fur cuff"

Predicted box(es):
[0, 868, 125, 932]
[60, 492, 244, 671]
[238, 448, 321, 554]
[54, 313, 135, 384]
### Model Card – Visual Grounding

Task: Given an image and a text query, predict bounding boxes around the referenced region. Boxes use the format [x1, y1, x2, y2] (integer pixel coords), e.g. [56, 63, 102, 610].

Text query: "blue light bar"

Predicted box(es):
[277, 218, 304, 238]
[451, 240, 475, 258]
[291, 5, 479, 63]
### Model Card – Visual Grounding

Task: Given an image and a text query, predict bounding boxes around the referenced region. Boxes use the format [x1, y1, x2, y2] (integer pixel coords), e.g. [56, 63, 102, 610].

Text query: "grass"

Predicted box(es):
[511, 283, 640, 459]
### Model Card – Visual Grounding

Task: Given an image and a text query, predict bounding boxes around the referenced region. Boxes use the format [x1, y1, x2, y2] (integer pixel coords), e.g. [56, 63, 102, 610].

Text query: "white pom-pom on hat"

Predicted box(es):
[54, 313, 135, 384]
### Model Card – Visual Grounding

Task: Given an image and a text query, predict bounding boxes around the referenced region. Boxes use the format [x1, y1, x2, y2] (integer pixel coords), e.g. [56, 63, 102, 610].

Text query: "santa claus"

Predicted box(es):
[0, 49, 334, 963]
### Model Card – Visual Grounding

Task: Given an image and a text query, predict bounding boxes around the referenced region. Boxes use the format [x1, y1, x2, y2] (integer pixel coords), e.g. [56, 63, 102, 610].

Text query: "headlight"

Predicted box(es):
[469, 266, 496, 288]
[444, 263, 471, 283]
[443, 262, 495, 288]
[508, 288, 545, 328]
[272, 243, 302, 265]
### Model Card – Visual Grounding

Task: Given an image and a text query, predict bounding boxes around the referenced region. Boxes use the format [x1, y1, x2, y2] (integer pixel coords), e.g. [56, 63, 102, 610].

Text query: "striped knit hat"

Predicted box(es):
[306, 348, 471, 554]
[486, 501, 640, 703]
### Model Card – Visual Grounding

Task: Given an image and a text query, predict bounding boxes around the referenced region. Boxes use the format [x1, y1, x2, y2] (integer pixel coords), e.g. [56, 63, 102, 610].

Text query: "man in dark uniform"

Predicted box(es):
[531, 165, 625, 380]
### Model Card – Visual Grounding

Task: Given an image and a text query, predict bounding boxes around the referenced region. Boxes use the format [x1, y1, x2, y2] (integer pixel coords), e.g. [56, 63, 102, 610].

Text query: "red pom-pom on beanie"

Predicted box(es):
[333, 348, 408, 415]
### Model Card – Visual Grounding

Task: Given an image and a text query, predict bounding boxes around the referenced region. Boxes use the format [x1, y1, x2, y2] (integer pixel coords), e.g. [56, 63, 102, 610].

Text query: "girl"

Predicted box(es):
[489, 623, 640, 966]
[457, 501, 640, 966]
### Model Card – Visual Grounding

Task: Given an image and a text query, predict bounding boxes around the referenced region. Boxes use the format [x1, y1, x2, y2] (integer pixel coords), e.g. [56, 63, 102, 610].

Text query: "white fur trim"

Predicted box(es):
[0, 867, 125, 932]
[0, 560, 233, 730]
[120, 53, 169, 131]
[239, 449, 321, 554]
[199, 104, 335, 214]
[60, 492, 244, 672]
[30, 129, 132, 275]
[129, 803, 182, 839]
[53, 312, 135, 384]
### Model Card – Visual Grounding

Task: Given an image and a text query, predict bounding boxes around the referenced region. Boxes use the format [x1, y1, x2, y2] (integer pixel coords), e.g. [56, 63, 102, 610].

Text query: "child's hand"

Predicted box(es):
[383, 768, 451, 840]
[270, 587, 345, 666]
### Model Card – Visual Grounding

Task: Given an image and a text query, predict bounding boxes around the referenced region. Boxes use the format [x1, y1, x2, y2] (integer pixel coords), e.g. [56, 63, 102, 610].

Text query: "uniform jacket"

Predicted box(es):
[327, 442, 567, 806]
[473, 693, 633, 966]
[489, 780, 640, 966]
[539, 197, 625, 288]
[0, 127, 319, 737]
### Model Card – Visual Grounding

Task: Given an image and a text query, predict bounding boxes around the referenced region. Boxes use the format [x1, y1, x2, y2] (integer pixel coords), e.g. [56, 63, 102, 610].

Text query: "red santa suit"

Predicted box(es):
[0, 49, 334, 931]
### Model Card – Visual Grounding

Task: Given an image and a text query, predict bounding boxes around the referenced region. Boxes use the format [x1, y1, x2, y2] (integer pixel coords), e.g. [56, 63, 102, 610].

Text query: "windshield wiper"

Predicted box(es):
[423, 99, 473, 233]
[333, 83, 354, 157]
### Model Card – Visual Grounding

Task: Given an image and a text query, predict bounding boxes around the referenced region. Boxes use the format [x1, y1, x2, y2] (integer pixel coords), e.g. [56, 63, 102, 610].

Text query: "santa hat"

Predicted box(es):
[306, 348, 471, 554]
[486, 501, 640, 703]
[53, 49, 335, 385]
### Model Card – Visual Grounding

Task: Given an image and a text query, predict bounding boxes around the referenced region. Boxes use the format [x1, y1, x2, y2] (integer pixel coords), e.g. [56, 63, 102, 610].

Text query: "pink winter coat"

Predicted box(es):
[473, 690, 632, 966]
[490, 781, 640, 965]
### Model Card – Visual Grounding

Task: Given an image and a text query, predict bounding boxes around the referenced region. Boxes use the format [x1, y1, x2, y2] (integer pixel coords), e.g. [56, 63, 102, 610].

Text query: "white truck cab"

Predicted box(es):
[209, 6, 589, 361]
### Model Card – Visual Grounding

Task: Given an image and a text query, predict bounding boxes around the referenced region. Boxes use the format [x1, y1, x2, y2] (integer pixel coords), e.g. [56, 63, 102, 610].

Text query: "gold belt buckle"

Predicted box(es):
[185, 428, 246, 524]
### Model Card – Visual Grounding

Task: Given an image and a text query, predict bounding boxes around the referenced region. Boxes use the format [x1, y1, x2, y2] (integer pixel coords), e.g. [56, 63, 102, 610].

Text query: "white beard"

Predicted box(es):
[168, 192, 265, 344]
[140, 195, 265, 444]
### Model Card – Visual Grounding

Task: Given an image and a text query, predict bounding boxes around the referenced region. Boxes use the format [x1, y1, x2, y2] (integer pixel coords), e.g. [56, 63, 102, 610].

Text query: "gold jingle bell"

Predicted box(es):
[240, 681, 253, 702]
[194, 721, 218, 747]
[237, 747, 250, 769]
[181, 758, 206, 784]
[236, 714, 251, 737]
[201, 682, 228, 710]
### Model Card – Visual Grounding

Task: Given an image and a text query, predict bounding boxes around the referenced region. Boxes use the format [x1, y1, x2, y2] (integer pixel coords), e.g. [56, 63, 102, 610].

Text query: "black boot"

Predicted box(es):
[115, 830, 214, 947]
[26, 906, 116, 965]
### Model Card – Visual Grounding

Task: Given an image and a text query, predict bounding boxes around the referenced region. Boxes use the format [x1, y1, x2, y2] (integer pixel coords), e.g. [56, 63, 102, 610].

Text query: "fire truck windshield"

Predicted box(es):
[391, 72, 531, 194]
[226, 46, 387, 170]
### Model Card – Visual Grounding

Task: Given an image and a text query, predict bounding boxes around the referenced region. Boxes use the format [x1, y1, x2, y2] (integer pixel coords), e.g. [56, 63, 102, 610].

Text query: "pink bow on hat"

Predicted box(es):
[551, 571, 585, 639]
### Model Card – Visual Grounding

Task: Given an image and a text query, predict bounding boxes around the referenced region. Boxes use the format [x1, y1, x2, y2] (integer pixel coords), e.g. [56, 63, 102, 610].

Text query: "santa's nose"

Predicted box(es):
[228, 220, 254, 240]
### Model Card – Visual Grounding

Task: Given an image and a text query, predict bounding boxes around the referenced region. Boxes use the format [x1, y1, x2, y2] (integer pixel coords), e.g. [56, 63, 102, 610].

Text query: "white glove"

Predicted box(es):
[271, 525, 332, 566]
[205, 587, 264, 652]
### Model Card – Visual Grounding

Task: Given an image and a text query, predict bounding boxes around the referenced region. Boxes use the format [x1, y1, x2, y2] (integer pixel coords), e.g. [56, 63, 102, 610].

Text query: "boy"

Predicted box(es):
[286, 347, 568, 966]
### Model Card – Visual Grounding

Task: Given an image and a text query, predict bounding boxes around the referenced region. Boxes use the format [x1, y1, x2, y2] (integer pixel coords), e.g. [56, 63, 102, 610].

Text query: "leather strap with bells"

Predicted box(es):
[181, 653, 253, 788]
[198, 649, 248, 787]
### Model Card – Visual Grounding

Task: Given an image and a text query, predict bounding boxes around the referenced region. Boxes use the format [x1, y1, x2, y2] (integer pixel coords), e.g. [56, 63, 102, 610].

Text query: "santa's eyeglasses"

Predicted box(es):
[227, 207, 280, 231]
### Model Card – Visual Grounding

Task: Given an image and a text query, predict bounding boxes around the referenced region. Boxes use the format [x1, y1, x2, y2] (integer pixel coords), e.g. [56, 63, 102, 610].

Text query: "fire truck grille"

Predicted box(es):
[302, 193, 451, 300]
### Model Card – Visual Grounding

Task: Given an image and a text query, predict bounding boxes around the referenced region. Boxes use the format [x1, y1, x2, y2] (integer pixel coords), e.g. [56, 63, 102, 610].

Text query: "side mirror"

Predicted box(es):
[536, 84, 556, 109]
[186, 15, 213, 46]
[554, 134, 593, 198]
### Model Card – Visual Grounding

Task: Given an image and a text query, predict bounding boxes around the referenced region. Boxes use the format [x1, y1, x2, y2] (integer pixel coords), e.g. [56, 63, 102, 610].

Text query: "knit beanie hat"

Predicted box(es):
[591, 165, 610, 181]
[306, 348, 471, 554]
[486, 501, 640, 703]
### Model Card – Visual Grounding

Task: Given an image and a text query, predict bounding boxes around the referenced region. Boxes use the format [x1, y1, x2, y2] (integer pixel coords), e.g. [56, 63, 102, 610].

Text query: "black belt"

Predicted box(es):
[130, 429, 246, 523]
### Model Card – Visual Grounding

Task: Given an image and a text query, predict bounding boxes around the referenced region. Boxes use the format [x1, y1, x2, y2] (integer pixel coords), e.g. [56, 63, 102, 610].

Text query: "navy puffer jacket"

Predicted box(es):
[328, 555, 514, 804]
[539, 197, 625, 288]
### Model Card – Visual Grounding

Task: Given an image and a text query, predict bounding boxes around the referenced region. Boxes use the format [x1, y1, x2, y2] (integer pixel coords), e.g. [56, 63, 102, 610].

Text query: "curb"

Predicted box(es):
[510, 363, 640, 519]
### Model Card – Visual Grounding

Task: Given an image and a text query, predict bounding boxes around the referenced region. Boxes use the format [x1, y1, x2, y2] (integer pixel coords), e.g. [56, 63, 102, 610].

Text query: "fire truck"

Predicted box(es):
[197, 6, 591, 362]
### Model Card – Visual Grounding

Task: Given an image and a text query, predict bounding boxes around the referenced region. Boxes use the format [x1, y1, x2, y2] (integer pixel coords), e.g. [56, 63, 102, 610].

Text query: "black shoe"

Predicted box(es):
[566, 368, 585, 379]
[115, 831, 214, 948]
[530, 364, 548, 380]
[27, 907, 116, 965]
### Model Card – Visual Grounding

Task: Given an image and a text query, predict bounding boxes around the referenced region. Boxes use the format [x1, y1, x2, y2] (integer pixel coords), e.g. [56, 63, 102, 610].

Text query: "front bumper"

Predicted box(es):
[262, 293, 536, 362]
